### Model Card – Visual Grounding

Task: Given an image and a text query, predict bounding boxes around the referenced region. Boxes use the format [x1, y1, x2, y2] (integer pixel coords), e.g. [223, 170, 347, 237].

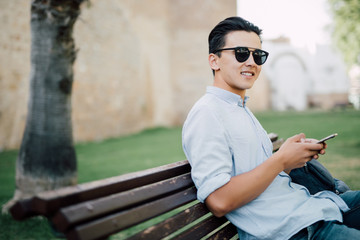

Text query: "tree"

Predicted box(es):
[329, 0, 360, 67]
[4, 0, 84, 210]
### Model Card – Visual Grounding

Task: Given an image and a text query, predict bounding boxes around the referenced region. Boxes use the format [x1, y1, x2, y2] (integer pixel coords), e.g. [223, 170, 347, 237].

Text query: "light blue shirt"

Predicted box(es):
[182, 86, 348, 240]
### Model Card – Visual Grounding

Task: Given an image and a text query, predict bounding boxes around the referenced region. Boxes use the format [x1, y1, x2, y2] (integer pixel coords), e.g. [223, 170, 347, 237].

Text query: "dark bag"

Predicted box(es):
[289, 159, 350, 195]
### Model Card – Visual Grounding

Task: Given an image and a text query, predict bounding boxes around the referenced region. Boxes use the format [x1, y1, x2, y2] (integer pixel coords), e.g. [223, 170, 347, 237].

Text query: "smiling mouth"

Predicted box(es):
[241, 72, 254, 76]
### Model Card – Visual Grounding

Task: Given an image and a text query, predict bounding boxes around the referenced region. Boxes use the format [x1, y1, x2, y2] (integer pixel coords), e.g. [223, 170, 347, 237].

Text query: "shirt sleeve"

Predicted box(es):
[182, 105, 233, 203]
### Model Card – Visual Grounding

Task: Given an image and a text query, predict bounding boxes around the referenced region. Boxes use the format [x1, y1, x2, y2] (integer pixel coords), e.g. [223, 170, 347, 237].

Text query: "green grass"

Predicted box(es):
[1, 110, 359, 239]
[75, 127, 185, 183]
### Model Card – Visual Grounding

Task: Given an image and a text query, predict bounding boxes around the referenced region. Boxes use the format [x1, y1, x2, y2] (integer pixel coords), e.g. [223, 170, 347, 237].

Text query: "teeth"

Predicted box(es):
[241, 72, 253, 76]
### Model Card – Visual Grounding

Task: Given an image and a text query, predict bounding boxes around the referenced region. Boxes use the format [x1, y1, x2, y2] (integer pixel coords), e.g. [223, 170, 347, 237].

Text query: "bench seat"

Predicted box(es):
[10, 133, 283, 240]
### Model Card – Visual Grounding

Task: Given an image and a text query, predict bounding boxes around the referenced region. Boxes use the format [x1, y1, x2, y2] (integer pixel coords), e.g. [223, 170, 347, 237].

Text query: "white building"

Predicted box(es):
[261, 38, 350, 111]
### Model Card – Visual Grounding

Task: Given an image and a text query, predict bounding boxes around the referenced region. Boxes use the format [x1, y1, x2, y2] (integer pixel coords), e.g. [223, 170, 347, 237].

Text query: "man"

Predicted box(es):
[182, 16, 360, 239]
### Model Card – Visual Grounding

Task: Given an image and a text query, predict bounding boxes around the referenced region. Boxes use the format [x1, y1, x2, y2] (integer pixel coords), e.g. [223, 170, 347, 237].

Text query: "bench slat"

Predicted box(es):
[126, 202, 210, 240]
[10, 160, 190, 220]
[9, 198, 34, 221]
[272, 139, 284, 152]
[53, 173, 194, 232]
[67, 187, 197, 240]
[172, 215, 229, 240]
[268, 132, 278, 141]
[207, 221, 239, 240]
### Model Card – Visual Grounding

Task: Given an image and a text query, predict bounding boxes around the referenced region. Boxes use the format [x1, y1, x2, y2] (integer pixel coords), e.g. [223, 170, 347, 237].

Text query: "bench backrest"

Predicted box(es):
[10, 133, 283, 240]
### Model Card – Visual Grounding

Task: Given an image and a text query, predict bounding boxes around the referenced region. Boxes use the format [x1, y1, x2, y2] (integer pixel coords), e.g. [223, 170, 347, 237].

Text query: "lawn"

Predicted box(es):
[0, 110, 359, 239]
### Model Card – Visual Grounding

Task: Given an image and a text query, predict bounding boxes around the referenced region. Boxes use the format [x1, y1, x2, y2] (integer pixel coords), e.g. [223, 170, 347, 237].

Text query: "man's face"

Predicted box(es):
[210, 30, 263, 98]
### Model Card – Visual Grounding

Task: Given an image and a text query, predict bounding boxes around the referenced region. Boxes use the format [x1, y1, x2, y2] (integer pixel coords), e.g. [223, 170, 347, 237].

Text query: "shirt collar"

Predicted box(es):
[206, 86, 249, 107]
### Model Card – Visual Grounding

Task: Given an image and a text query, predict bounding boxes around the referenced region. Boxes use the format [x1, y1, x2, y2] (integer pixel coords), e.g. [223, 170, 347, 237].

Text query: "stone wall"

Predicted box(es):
[0, 0, 236, 150]
[0, 1, 31, 150]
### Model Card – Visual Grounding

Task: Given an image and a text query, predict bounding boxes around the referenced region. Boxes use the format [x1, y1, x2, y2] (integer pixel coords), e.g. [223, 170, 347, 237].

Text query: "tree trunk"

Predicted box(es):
[4, 0, 83, 211]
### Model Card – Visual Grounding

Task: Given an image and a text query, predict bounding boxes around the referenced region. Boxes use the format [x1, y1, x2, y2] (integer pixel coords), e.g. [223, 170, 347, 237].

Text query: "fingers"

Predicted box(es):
[303, 138, 318, 144]
[286, 133, 306, 143]
[294, 133, 305, 142]
[299, 137, 328, 151]
[304, 141, 326, 157]
[302, 142, 324, 151]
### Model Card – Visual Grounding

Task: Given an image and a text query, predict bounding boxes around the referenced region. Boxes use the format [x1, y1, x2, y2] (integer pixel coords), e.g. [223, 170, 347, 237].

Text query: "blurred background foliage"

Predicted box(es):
[329, 0, 360, 67]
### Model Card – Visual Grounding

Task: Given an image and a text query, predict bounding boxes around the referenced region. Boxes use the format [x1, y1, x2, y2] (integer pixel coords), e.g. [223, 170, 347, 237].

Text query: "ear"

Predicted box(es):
[209, 53, 220, 71]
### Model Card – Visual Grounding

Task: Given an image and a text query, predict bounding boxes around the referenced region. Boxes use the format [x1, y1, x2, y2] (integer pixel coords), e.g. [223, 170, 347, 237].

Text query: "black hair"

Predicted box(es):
[208, 16, 263, 55]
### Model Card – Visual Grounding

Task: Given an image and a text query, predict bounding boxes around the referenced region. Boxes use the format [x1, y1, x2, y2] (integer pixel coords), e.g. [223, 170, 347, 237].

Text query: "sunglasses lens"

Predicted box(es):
[235, 47, 250, 63]
[253, 50, 268, 65]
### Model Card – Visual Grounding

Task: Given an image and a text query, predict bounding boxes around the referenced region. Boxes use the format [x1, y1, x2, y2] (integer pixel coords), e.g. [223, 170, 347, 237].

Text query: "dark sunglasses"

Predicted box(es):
[213, 47, 269, 65]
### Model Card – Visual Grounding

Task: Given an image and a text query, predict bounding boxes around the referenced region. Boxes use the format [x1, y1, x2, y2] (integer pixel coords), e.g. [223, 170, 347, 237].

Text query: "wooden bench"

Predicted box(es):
[10, 133, 284, 240]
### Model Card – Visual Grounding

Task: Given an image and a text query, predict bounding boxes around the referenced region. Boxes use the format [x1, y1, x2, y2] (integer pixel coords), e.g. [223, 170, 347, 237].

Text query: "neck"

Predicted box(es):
[212, 82, 246, 100]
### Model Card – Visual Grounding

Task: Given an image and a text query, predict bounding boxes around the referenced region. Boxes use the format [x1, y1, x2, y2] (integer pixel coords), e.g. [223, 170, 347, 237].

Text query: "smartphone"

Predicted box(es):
[317, 133, 338, 144]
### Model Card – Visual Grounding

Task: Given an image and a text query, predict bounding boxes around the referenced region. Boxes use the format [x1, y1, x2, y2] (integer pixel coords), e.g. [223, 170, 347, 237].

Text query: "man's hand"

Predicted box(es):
[275, 133, 325, 171]
[300, 137, 327, 159]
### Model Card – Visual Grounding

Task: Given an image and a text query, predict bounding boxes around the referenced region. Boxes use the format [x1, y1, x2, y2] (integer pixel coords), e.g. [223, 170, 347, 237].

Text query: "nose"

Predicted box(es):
[245, 52, 256, 66]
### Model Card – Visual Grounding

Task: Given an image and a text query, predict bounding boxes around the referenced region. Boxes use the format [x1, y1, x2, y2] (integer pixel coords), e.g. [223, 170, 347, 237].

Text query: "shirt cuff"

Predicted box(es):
[197, 173, 231, 203]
